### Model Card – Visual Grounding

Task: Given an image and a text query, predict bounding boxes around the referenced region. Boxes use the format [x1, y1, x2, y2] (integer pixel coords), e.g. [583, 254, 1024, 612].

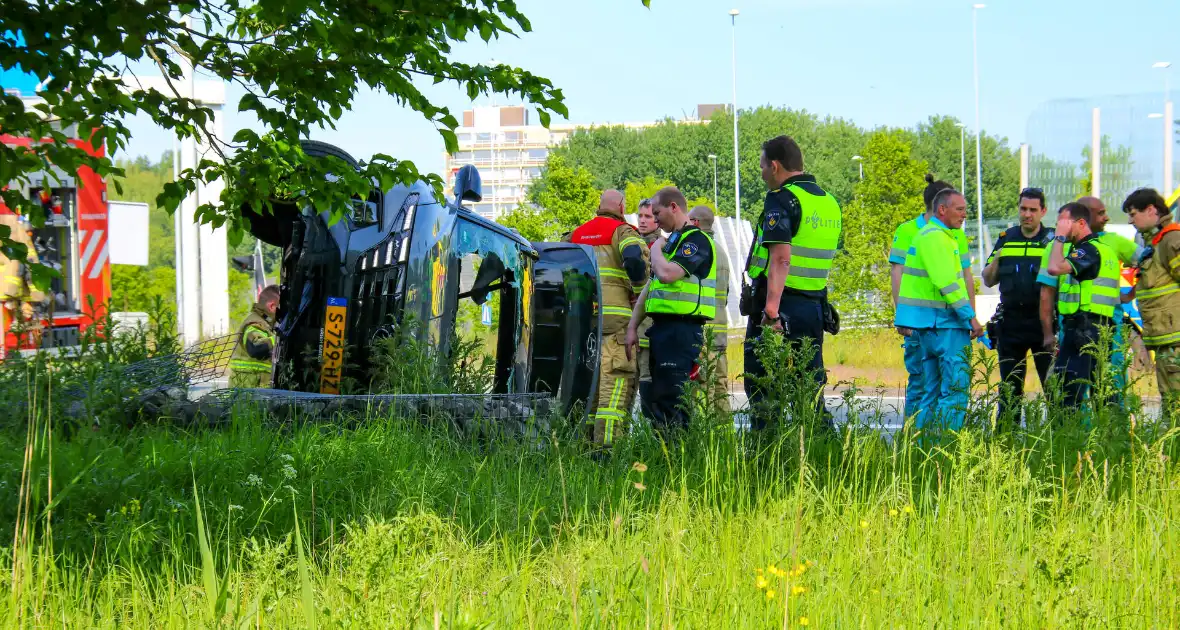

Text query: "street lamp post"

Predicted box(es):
[1154, 61, 1173, 196]
[971, 3, 986, 273]
[708, 154, 719, 209]
[851, 155, 864, 181]
[729, 8, 741, 222]
[956, 122, 967, 193]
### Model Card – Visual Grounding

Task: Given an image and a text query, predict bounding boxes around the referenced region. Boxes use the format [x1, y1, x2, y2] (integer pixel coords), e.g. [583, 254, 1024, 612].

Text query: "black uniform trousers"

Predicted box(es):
[642, 316, 704, 434]
[994, 310, 1053, 427]
[743, 281, 828, 431]
[1053, 314, 1110, 409]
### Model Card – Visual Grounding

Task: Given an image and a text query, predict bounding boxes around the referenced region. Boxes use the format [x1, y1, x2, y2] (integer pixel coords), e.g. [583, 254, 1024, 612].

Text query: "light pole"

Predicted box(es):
[971, 3, 986, 272]
[956, 122, 967, 193]
[1154, 61, 1173, 196]
[851, 155, 864, 181]
[708, 154, 719, 209]
[729, 8, 741, 222]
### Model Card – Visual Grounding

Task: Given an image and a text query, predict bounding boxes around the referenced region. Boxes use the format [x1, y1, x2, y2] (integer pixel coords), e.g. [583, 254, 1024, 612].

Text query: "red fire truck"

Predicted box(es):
[0, 131, 111, 357]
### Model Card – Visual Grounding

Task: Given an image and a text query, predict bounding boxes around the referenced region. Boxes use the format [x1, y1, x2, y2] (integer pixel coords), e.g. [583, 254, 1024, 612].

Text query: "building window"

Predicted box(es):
[526, 167, 542, 179]
[457, 133, 472, 143]
[526, 148, 548, 160]
[451, 151, 472, 162]
[474, 150, 492, 163]
[504, 131, 522, 143]
[476, 132, 492, 143]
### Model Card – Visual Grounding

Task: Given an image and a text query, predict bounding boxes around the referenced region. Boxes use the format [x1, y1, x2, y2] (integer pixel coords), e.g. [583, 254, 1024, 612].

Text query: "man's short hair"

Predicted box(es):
[1019, 187, 1046, 210]
[259, 284, 280, 303]
[762, 135, 804, 172]
[638, 197, 653, 209]
[1122, 187, 1168, 217]
[930, 188, 961, 214]
[652, 186, 687, 212]
[688, 205, 715, 231]
[1059, 202, 1092, 224]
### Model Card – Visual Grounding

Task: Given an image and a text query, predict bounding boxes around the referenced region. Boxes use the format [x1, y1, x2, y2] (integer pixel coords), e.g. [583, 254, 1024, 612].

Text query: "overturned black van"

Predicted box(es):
[242, 141, 603, 415]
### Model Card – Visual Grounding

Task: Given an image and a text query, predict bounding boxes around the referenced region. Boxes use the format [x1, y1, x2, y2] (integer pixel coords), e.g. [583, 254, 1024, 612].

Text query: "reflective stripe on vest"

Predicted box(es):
[230, 359, 271, 373]
[647, 227, 717, 319]
[747, 183, 841, 292]
[1076, 241, 1122, 318]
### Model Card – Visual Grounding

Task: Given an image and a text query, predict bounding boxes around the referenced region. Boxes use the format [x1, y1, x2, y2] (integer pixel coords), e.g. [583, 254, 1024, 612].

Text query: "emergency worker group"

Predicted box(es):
[532, 130, 1180, 451]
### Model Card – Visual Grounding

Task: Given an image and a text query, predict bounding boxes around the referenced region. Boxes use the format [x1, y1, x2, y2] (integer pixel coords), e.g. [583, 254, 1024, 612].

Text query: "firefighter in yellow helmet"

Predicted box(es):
[688, 204, 730, 413]
[229, 285, 280, 388]
[565, 190, 650, 447]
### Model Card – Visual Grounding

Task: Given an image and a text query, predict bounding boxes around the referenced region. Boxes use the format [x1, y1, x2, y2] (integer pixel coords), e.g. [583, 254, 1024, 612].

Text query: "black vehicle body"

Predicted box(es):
[242, 141, 602, 415]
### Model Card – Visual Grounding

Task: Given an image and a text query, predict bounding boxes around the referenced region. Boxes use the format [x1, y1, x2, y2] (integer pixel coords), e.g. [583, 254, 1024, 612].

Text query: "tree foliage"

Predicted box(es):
[1, 0, 595, 284]
[499, 155, 599, 242]
[545, 108, 1019, 223]
[830, 131, 928, 322]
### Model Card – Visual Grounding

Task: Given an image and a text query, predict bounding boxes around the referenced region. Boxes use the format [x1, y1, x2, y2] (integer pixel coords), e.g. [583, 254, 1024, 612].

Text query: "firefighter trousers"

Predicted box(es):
[588, 330, 637, 447]
[1153, 344, 1180, 421]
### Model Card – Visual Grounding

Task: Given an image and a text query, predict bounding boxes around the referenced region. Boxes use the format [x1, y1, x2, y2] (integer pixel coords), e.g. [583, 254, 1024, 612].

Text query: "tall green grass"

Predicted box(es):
[1, 316, 1178, 627]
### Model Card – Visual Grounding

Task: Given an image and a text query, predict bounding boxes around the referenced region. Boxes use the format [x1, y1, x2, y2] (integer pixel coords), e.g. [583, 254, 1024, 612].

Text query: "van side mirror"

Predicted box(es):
[454, 164, 483, 204]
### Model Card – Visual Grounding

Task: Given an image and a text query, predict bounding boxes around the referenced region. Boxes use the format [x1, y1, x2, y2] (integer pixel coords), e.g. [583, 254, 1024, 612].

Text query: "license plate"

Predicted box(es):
[319, 297, 348, 394]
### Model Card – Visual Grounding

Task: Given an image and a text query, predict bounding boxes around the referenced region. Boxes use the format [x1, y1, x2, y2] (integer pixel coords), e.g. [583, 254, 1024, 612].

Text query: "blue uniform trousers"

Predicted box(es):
[914, 328, 972, 430]
[902, 334, 925, 422]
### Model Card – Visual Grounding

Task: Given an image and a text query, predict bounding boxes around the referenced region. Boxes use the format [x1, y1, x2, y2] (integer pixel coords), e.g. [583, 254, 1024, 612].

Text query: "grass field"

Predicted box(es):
[2, 323, 1176, 627]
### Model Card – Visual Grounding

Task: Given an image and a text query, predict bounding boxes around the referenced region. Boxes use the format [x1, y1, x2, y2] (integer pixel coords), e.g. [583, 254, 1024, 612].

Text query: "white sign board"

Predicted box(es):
[108, 201, 150, 266]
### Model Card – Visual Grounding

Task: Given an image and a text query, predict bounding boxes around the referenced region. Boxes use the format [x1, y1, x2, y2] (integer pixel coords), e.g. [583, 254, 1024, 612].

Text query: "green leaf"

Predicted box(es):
[293, 501, 317, 630]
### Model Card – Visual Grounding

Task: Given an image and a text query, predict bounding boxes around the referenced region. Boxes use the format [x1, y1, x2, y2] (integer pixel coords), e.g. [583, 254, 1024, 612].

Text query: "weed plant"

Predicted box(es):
[1, 313, 1178, 627]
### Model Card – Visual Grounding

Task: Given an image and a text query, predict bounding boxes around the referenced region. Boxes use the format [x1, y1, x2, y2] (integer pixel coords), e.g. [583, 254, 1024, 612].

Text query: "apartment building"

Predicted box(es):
[444, 104, 725, 219]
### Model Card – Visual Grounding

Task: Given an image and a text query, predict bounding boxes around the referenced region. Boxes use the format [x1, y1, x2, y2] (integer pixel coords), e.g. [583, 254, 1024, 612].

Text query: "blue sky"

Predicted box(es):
[119, 0, 1179, 176]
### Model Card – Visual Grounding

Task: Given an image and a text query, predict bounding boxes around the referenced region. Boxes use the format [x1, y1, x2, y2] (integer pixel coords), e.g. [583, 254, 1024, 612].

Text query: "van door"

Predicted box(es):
[529, 243, 602, 417]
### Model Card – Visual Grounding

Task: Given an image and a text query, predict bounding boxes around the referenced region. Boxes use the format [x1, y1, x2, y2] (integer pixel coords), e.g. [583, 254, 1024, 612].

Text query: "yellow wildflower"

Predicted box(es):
[766, 589, 776, 600]
[859, 519, 869, 529]
[903, 504, 914, 515]
[792, 585, 807, 595]
[889, 508, 899, 517]
[799, 616, 810, 626]
[756, 576, 769, 589]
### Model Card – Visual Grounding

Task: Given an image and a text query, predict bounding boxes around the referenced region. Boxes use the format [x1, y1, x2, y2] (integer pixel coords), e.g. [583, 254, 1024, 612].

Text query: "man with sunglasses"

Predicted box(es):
[981, 187, 1054, 428]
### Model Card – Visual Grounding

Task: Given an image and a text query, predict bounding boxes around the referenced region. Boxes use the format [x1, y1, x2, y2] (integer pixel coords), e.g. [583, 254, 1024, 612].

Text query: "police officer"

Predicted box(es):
[566, 189, 650, 447]
[895, 188, 984, 429]
[1037, 196, 1143, 398]
[229, 284, 280, 388]
[744, 135, 841, 430]
[626, 186, 717, 435]
[689, 204, 730, 414]
[889, 175, 977, 422]
[635, 198, 662, 407]
[980, 187, 1054, 427]
[1044, 202, 1122, 409]
[1123, 188, 1180, 416]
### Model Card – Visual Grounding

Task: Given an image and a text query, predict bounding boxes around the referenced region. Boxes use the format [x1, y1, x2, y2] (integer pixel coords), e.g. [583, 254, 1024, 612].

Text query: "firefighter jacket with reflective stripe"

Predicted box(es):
[702, 232, 730, 349]
[230, 304, 276, 374]
[987, 224, 1053, 311]
[568, 214, 649, 334]
[747, 182, 841, 291]
[1137, 216, 1180, 346]
[894, 218, 976, 330]
[647, 228, 717, 320]
[1058, 239, 1121, 319]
